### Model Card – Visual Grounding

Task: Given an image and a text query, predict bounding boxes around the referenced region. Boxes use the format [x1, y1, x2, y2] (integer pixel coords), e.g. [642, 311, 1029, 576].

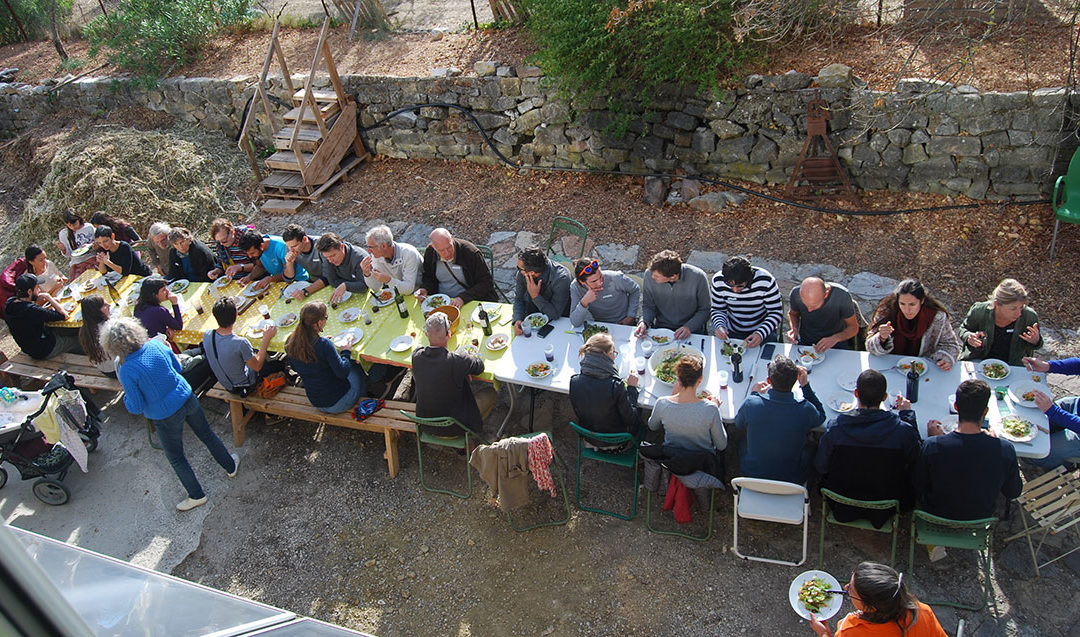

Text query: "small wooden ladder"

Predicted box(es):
[237, 17, 369, 214]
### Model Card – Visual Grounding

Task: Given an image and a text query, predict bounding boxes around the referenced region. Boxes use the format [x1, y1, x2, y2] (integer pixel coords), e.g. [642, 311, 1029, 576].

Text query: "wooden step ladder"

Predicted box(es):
[237, 17, 369, 214]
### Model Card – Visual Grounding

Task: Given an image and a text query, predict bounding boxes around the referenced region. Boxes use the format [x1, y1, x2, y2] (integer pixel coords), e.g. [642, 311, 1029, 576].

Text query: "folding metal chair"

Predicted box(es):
[818, 488, 900, 568]
[1004, 466, 1080, 576]
[569, 421, 640, 520]
[401, 412, 479, 499]
[908, 510, 997, 611]
[731, 477, 810, 566]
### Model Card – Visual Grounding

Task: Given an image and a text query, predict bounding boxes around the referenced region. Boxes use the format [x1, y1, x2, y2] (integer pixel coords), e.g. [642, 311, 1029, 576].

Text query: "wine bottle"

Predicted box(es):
[393, 287, 409, 319]
[478, 303, 492, 336]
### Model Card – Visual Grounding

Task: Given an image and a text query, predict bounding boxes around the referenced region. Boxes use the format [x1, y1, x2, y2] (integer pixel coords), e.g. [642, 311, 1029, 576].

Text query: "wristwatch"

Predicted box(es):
[303, 289, 310, 297]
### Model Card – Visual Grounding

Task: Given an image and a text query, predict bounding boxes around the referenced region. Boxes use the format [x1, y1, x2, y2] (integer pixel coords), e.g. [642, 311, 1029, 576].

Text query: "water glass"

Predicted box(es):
[544, 345, 555, 362]
[522, 321, 532, 337]
[635, 356, 647, 375]
[642, 340, 654, 359]
[718, 370, 729, 388]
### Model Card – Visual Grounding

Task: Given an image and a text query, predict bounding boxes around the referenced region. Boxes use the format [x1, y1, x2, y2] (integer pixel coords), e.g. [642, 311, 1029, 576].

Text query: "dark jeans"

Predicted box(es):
[154, 392, 235, 499]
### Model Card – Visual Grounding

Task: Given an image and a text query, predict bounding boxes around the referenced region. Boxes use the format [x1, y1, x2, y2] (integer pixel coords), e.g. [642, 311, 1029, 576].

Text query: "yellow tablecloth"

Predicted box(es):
[45, 269, 141, 328]
[172, 278, 287, 346]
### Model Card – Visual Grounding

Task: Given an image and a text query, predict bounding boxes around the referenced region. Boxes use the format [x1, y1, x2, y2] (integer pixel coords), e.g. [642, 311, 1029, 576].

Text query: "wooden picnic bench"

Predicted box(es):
[205, 383, 417, 478]
[0, 352, 123, 393]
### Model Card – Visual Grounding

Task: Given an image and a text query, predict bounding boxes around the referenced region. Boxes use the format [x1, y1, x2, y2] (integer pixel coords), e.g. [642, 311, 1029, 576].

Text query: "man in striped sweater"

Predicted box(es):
[709, 256, 783, 349]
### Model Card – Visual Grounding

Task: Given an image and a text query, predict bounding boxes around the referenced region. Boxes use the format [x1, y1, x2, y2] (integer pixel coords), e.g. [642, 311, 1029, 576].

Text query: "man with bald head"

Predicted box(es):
[416, 228, 497, 308]
[786, 276, 860, 352]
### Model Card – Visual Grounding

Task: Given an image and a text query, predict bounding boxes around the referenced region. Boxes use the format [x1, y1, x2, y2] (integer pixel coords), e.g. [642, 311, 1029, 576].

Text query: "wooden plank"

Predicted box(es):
[265, 150, 314, 170]
[0, 362, 123, 392]
[306, 154, 366, 199]
[292, 88, 339, 105]
[283, 101, 340, 124]
[305, 102, 358, 185]
[321, 39, 347, 111]
[261, 199, 306, 214]
[260, 171, 306, 189]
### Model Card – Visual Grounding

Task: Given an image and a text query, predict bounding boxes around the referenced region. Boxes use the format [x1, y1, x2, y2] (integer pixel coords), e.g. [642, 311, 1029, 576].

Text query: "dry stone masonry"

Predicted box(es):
[0, 62, 1074, 199]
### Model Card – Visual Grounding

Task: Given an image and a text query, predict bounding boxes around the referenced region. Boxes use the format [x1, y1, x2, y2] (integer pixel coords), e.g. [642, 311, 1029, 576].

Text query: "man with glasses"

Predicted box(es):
[238, 229, 305, 291]
[709, 255, 783, 348]
[512, 246, 571, 334]
[361, 224, 422, 295]
[416, 227, 496, 308]
[207, 218, 253, 280]
[282, 224, 326, 299]
[569, 257, 640, 327]
[315, 232, 371, 305]
[635, 250, 710, 340]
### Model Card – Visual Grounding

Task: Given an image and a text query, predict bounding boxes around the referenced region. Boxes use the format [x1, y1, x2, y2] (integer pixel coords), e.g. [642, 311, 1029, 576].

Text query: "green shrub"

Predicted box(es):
[0, 0, 74, 45]
[521, 0, 761, 125]
[84, 0, 254, 83]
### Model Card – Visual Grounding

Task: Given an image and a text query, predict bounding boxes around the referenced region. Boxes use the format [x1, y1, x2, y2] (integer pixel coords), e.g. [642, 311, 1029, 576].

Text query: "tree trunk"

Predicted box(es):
[0, 0, 28, 42]
[49, 0, 68, 62]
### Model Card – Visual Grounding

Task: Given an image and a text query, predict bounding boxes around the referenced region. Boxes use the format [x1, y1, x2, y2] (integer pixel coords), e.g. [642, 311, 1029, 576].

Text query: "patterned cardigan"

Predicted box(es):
[865, 308, 961, 366]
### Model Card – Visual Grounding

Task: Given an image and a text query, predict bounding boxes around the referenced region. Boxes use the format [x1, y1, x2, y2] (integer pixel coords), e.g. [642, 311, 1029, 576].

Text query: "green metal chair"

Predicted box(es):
[569, 421, 640, 520]
[504, 431, 572, 532]
[476, 244, 511, 303]
[1051, 146, 1080, 258]
[818, 488, 900, 568]
[545, 216, 587, 265]
[908, 509, 998, 611]
[401, 412, 478, 499]
[645, 482, 716, 541]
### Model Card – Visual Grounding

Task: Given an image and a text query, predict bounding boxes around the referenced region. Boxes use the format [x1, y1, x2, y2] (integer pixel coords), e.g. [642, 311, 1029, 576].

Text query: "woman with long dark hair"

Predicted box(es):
[285, 301, 366, 413]
[57, 209, 97, 279]
[133, 276, 183, 340]
[78, 296, 116, 377]
[866, 279, 960, 371]
[90, 211, 140, 243]
[809, 562, 946, 636]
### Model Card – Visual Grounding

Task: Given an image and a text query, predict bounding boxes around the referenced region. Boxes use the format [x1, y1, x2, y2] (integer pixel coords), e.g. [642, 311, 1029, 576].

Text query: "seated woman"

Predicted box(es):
[866, 279, 960, 371]
[569, 332, 640, 451]
[101, 316, 237, 512]
[90, 211, 140, 243]
[77, 296, 116, 377]
[57, 209, 98, 279]
[809, 562, 947, 637]
[285, 301, 367, 413]
[647, 356, 727, 455]
[958, 278, 1041, 366]
[133, 277, 183, 341]
[0, 245, 65, 316]
[167, 227, 217, 282]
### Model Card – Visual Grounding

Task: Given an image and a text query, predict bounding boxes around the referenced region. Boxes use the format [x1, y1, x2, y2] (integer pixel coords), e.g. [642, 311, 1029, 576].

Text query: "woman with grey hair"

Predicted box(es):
[146, 222, 172, 275]
[958, 278, 1041, 366]
[102, 316, 238, 511]
[166, 226, 217, 282]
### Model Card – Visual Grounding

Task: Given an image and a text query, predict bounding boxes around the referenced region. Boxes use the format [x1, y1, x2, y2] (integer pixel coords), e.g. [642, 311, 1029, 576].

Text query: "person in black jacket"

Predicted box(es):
[4, 273, 78, 359]
[94, 225, 151, 277]
[570, 333, 640, 451]
[166, 227, 217, 282]
[416, 227, 497, 306]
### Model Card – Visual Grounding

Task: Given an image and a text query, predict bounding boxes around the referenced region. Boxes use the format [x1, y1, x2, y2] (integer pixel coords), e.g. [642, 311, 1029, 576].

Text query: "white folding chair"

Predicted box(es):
[731, 477, 810, 566]
[1004, 465, 1080, 576]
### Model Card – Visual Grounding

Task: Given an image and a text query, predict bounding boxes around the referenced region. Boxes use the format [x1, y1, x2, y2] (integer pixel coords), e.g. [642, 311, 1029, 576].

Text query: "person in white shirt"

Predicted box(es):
[361, 224, 423, 295]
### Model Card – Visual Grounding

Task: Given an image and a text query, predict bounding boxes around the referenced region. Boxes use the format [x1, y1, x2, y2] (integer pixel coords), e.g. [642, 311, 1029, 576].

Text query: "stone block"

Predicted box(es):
[666, 110, 698, 131]
[902, 144, 928, 165]
[1008, 130, 1034, 146]
[929, 135, 981, 157]
[674, 131, 692, 147]
[709, 120, 745, 140]
[534, 123, 567, 145]
[993, 182, 1043, 196]
[712, 135, 755, 163]
[643, 176, 666, 205]
[633, 136, 665, 159]
[703, 98, 736, 119]
[815, 63, 853, 89]
[496, 65, 515, 77]
[896, 77, 954, 93]
[673, 147, 708, 163]
[966, 178, 989, 199]
[910, 130, 930, 144]
[513, 108, 543, 134]
[594, 243, 640, 269]
[945, 177, 972, 192]
[887, 129, 912, 146]
[687, 193, 728, 214]
[474, 113, 510, 129]
[749, 137, 778, 164]
[474, 61, 497, 77]
[430, 67, 462, 78]
[516, 65, 543, 78]
[764, 70, 812, 91]
[540, 100, 569, 124]
[692, 128, 715, 153]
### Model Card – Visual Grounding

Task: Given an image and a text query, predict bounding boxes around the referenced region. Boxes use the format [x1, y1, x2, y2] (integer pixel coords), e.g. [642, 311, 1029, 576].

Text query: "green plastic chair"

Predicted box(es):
[569, 421, 640, 520]
[504, 431, 572, 532]
[908, 509, 998, 612]
[818, 488, 900, 569]
[645, 482, 716, 541]
[545, 216, 587, 265]
[476, 244, 511, 304]
[1051, 146, 1080, 258]
[401, 411, 478, 499]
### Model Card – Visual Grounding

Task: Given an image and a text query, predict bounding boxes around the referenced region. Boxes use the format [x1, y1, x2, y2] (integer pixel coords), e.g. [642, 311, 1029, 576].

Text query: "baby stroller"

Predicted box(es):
[0, 372, 102, 505]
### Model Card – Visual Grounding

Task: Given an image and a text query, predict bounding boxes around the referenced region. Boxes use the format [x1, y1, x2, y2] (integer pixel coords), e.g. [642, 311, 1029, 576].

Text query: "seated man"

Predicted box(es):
[787, 276, 860, 352]
[207, 218, 253, 280]
[202, 297, 284, 394]
[917, 380, 1022, 521]
[635, 250, 710, 340]
[316, 233, 370, 304]
[94, 226, 151, 277]
[734, 355, 825, 484]
[237, 230, 306, 291]
[362, 224, 423, 295]
[417, 228, 496, 307]
[569, 257, 640, 327]
[512, 246, 571, 335]
[710, 255, 783, 348]
[282, 224, 326, 299]
[411, 313, 497, 436]
[5, 273, 77, 359]
[1023, 355, 1080, 468]
[815, 369, 921, 526]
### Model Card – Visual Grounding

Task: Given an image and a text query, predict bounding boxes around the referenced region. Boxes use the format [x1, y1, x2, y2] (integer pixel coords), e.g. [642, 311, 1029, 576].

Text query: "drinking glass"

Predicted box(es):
[544, 345, 555, 362]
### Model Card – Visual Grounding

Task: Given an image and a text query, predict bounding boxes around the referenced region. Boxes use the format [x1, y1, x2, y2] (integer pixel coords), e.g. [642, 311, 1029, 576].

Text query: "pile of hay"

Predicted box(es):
[9, 125, 252, 253]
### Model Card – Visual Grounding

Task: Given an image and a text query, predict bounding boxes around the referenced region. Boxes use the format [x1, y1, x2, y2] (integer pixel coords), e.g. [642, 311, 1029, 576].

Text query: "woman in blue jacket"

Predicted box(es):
[285, 301, 366, 413]
[102, 317, 238, 512]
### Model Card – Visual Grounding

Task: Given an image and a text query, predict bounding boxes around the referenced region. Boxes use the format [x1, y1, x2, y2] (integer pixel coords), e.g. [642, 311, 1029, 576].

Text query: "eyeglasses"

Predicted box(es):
[578, 259, 600, 278]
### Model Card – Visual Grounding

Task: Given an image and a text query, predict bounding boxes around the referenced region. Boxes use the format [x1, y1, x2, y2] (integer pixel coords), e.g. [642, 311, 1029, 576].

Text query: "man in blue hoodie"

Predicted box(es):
[1022, 355, 1080, 469]
[814, 369, 922, 527]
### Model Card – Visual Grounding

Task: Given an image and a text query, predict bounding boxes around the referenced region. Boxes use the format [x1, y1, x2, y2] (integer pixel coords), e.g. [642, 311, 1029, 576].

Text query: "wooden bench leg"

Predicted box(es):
[230, 401, 256, 447]
[383, 429, 400, 478]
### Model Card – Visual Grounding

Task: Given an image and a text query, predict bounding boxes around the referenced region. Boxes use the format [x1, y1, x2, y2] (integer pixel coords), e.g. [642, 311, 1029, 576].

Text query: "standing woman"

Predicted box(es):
[77, 296, 116, 377]
[809, 562, 946, 636]
[57, 209, 97, 279]
[167, 227, 217, 282]
[101, 317, 238, 511]
[285, 301, 367, 413]
[866, 279, 960, 371]
[958, 278, 1041, 366]
[90, 211, 141, 243]
[569, 332, 640, 451]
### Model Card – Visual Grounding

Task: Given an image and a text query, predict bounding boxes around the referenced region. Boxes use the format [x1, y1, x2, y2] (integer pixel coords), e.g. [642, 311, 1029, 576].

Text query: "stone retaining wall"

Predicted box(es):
[1, 64, 1076, 199]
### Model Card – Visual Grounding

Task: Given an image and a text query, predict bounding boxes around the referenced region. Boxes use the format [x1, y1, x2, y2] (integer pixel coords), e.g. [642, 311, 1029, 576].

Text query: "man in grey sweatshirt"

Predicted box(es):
[635, 250, 711, 340]
[316, 232, 371, 304]
[569, 257, 640, 327]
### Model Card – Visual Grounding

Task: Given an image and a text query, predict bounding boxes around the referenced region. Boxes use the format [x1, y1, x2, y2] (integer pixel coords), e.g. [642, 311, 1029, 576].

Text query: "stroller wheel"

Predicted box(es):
[32, 478, 70, 506]
[0, 467, 6, 490]
[80, 432, 98, 453]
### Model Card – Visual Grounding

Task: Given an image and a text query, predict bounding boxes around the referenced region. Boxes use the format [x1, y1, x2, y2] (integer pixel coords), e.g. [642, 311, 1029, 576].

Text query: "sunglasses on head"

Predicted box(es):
[578, 259, 600, 279]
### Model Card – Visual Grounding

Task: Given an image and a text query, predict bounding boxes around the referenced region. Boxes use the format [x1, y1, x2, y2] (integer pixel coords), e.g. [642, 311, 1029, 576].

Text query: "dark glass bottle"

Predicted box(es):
[393, 287, 409, 319]
[478, 304, 492, 336]
[906, 369, 920, 403]
[731, 352, 743, 383]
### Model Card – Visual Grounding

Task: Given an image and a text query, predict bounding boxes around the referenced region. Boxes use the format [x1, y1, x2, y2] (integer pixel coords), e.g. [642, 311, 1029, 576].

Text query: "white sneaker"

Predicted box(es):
[228, 453, 240, 478]
[176, 496, 208, 512]
[928, 545, 948, 562]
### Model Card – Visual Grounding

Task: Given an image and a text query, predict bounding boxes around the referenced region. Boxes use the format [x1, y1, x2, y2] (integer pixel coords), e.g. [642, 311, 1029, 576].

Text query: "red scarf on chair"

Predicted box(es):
[893, 306, 936, 356]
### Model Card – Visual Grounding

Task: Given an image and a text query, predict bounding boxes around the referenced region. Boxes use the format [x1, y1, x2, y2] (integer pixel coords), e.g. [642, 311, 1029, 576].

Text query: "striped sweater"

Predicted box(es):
[709, 266, 783, 339]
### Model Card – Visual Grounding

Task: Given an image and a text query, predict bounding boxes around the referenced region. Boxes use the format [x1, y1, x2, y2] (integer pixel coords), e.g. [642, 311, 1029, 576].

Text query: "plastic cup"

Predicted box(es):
[642, 340, 654, 359]
[719, 370, 729, 388]
[545, 345, 555, 362]
[522, 321, 532, 337]
[635, 356, 647, 375]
